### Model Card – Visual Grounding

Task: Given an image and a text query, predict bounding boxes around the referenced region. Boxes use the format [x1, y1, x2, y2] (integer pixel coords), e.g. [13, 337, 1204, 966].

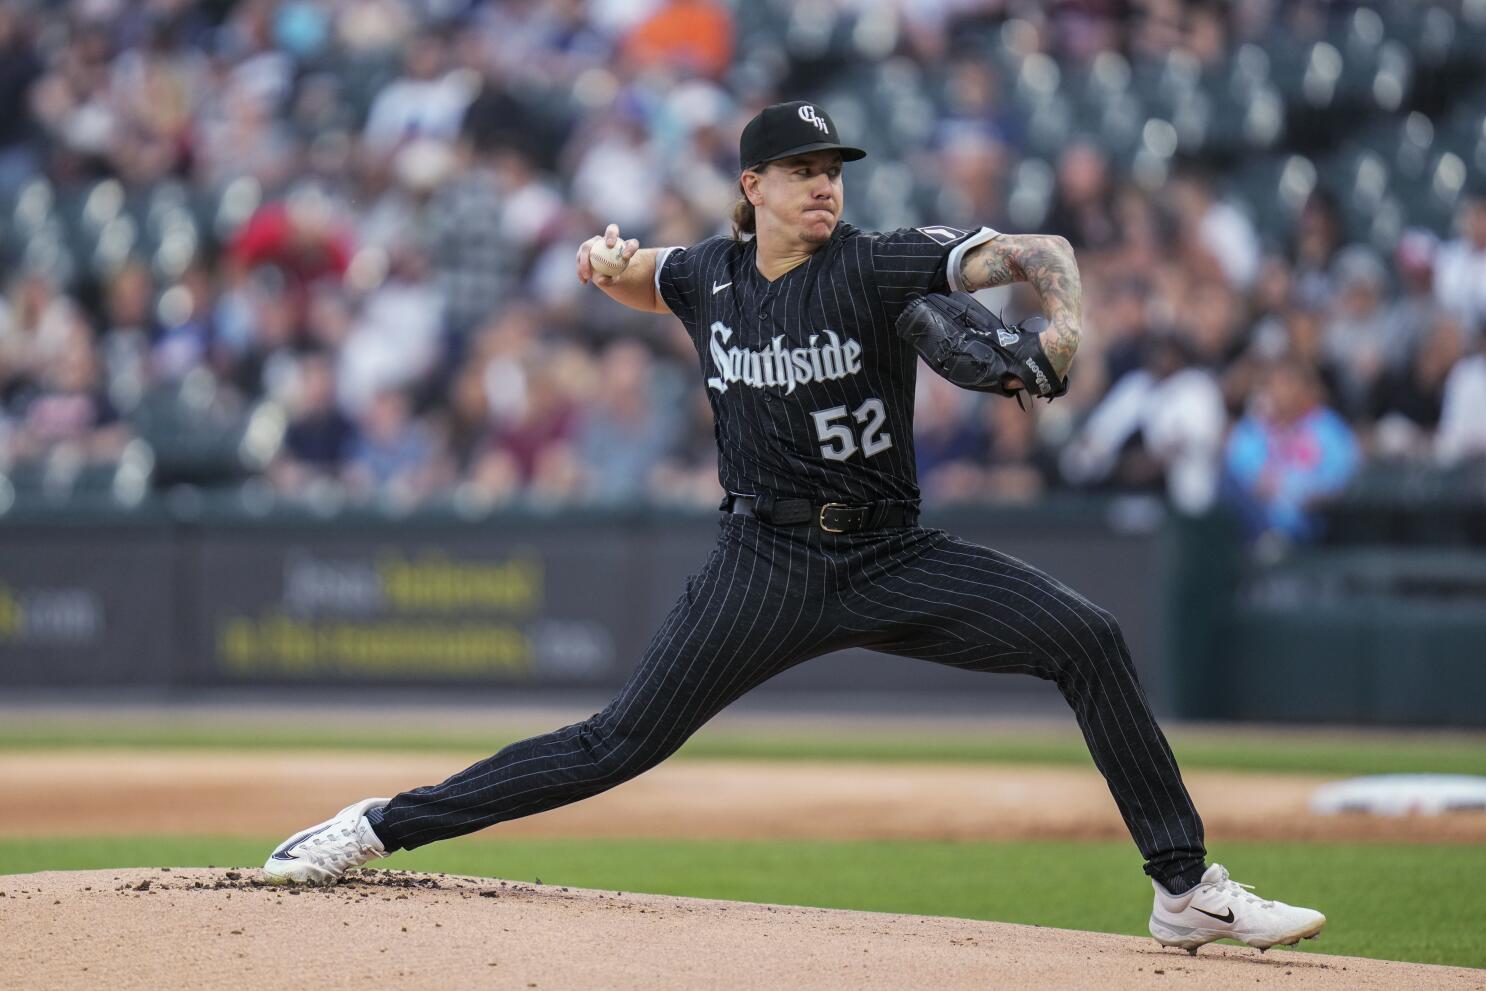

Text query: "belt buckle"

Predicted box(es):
[818, 502, 850, 533]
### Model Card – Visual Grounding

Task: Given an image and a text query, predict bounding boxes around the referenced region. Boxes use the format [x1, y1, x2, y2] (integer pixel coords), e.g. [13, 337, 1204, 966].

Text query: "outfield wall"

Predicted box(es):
[4, 500, 1482, 726]
[0, 502, 1160, 709]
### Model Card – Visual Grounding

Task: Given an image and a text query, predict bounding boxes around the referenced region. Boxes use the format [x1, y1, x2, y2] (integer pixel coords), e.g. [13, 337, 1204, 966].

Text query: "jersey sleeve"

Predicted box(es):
[870, 225, 1001, 319]
[654, 240, 710, 330]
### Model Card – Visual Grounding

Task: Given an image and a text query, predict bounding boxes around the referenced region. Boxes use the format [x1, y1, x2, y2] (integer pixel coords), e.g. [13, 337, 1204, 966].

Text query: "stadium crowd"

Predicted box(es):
[1, 0, 1485, 543]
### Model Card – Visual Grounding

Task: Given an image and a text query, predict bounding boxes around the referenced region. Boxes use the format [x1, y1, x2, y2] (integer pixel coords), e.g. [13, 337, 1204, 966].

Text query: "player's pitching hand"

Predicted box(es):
[577, 223, 639, 287]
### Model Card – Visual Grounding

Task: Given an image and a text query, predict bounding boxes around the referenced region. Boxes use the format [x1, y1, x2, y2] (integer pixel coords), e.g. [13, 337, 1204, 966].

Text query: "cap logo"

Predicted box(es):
[798, 105, 830, 135]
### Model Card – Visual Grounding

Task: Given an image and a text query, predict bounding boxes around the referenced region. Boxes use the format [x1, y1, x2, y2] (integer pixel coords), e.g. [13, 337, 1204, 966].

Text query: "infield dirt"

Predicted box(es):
[4, 750, 1484, 843]
[2, 868, 1480, 991]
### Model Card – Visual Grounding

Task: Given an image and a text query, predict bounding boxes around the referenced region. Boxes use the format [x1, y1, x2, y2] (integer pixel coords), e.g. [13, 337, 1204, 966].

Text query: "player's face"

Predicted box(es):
[752, 151, 844, 245]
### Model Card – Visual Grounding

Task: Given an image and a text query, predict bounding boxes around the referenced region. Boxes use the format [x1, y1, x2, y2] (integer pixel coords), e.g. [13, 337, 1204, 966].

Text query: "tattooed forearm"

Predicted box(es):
[959, 234, 1084, 378]
[959, 235, 1018, 291]
[1019, 235, 1083, 378]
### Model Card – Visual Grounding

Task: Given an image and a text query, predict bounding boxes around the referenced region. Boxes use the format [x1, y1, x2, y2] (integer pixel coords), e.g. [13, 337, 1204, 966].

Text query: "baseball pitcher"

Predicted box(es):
[265, 101, 1325, 956]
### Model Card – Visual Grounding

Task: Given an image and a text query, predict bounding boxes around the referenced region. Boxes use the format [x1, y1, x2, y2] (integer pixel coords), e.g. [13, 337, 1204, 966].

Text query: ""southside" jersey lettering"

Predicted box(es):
[656, 222, 999, 504]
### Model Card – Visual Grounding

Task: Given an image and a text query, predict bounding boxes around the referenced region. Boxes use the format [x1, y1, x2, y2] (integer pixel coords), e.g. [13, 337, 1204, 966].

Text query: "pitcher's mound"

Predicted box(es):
[0, 869, 1475, 990]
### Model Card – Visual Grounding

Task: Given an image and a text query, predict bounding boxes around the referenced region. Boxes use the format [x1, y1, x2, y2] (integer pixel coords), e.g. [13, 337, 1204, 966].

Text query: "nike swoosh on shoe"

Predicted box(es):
[271, 822, 335, 861]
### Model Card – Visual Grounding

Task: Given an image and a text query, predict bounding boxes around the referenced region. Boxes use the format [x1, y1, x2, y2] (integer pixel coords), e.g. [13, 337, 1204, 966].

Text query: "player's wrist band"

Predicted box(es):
[726, 495, 918, 533]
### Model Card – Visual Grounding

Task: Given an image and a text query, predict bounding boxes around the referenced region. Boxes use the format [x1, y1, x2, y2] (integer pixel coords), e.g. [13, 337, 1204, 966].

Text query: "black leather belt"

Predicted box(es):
[725, 494, 918, 533]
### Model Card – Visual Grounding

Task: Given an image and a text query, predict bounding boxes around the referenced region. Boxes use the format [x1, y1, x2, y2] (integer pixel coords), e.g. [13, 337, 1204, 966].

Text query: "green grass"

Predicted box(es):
[2, 717, 1485, 776]
[2, 836, 1481, 969]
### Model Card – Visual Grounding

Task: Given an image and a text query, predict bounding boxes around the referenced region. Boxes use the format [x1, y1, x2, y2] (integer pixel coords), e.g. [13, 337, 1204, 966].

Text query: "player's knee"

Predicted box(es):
[577, 713, 675, 780]
[573, 714, 640, 779]
[1061, 601, 1126, 671]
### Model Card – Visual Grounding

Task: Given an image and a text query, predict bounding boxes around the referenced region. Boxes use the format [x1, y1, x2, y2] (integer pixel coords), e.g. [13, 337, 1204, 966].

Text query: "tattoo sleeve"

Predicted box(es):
[958, 234, 1083, 378]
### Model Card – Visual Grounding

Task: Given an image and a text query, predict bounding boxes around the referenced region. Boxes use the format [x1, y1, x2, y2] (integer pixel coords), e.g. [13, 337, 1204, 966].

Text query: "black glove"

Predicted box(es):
[895, 291, 1068, 402]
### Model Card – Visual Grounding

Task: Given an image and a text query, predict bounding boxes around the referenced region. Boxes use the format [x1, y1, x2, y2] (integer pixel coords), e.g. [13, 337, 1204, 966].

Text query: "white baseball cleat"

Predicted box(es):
[263, 797, 392, 885]
[1149, 863, 1326, 955]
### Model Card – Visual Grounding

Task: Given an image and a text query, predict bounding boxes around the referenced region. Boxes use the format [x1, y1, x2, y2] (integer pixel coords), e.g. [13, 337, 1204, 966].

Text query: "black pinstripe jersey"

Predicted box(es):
[656, 221, 999, 505]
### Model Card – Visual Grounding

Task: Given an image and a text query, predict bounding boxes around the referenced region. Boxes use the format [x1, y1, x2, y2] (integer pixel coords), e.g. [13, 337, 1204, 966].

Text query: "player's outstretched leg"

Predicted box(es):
[846, 530, 1208, 888]
[840, 527, 1323, 950]
[263, 516, 834, 883]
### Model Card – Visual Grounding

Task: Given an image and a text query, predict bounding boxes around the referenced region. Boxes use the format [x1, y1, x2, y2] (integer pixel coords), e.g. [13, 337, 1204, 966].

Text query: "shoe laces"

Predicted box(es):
[1207, 865, 1274, 909]
[301, 820, 384, 870]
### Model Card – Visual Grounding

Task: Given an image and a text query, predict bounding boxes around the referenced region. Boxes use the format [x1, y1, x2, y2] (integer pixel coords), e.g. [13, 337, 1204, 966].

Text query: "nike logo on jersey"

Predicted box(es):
[705, 321, 863, 394]
[1192, 906, 1236, 924]
[712, 281, 732, 295]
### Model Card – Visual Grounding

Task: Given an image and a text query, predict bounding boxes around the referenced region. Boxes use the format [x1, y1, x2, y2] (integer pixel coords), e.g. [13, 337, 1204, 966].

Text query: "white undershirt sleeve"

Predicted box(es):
[653, 245, 682, 299]
[945, 227, 1002, 293]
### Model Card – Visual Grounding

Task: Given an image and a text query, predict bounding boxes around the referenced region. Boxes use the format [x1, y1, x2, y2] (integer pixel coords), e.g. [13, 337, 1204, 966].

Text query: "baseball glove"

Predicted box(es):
[895, 291, 1068, 403]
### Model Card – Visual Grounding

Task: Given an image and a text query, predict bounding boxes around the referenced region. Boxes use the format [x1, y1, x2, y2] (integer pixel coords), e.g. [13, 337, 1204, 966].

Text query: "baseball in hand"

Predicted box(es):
[589, 239, 628, 277]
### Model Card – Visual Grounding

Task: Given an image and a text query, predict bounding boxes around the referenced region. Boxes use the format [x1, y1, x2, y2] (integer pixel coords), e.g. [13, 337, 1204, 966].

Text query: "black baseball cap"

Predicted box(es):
[739, 101, 867, 173]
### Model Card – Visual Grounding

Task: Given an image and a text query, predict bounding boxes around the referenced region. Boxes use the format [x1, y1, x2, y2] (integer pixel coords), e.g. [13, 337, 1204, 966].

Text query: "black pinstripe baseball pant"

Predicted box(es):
[370, 515, 1207, 887]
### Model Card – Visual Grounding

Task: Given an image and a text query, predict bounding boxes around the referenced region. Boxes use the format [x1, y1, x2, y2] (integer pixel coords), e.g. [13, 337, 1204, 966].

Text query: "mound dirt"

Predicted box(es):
[1, 869, 1479, 991]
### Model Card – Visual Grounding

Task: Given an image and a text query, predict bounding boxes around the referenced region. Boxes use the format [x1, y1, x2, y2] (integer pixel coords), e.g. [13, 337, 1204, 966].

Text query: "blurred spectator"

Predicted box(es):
[1290, 190, 1344, 308]
[620, 0, 734, 80]
[574, 340, 679, 504]
[915, 370, 984, 499]
[936, 128, 1009, 228]
[193, 70, 296, 188]
[29, 21, 118, 178]
[1169, 168, 1260, 291]
[1062, 334, 1225, 514]
[1223, 360, 1359, 542]
[361, 30, 477, 158]
[440, 366, 495, 479]
[152, 263, 218, 385]
[424, 134, 556, 338]
[228, 190, 351, 310]
[979, 400, 1048, 504]
[0, 0, 1478, 518]
[1046, 142, 1117, 251]
[1186, 279, 1245, 374]
[91, 258, 157, 411]
[1385, 229, 1441, 365]
[343, 387, 437, 504]
[1435, 342, 1486, 466]
[272, 351, 355, 491]
[939, 59, 1023, 152]
[7, 306, 129, 464]
[0, 271, 59, 405]
[0, 6, 43, 196]
[1369, 313, 1465, 459]
[1433, 191, 1486, 341]
[570, 113, 664, 235]
[931, 398, 1049, 506]
[108, 13, 204, 185]
[486, 357, 581, 499]
[648, 388, 721, 507]
[1322, 246, 1394, 415]
[1234, 303, 1345, 419]
[225, 285, 298, 403]
[336, 254, 444, 415]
